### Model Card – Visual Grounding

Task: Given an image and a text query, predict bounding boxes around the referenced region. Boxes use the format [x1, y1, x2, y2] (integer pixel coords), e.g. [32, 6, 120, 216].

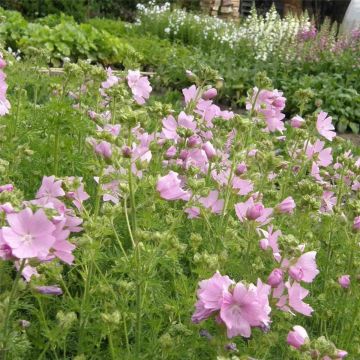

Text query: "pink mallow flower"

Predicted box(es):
[199, 190, 224, 214]
[192, 271, 234, 323]
[2, 208, 56, 259]
[338, 275, 350, 289]
[267, 268, 283, 287]
[353, 216, 360, 231]
[0, 184, 13, 192]
[127, 70, 152, 105]
[316, 111, 336, 141]
[36, 176, 65, 203]
[0, 68, 11, 116]
[287, 281, 314, 316]
[277, 196, 296, 214]
[235, 197, 273, 225]
[290, 115, 305, 128]
[320, 191, 337, 213]
[305, 140, 332, 167]
[289, 251, 319, 283]
[202, 88, 217, 100]
[258, 225, 281, 258]
[67, 183, 90, 210]
[35, 285, 63, 296]
[157, 171, 191, 201]
[94, 140, 112, 159]
[220, 279, 271, 338]
[287, 325, 309, 349]
[182, 85, 197, 104]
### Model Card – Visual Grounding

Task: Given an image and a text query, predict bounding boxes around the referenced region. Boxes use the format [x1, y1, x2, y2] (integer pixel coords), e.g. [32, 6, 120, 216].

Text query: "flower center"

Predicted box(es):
[22, 234, 33, 245]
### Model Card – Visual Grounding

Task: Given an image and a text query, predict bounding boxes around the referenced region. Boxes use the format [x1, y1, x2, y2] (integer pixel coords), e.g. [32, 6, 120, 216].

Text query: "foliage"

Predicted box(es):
[0, 46, 359, 359]
[0, 9, 141, 67]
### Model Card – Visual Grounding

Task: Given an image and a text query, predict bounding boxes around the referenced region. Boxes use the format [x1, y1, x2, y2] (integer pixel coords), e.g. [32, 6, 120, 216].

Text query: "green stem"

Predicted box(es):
[2, 260, 26, 360]
[93, 164, 104, 218]
[108, 327, 116, 360]
[53, 123, 60, 176]
[12, 89, 22, 138]
[111, 219, 129, 261]
[128, 163, 141, 357]
[77, 255, 94, 354]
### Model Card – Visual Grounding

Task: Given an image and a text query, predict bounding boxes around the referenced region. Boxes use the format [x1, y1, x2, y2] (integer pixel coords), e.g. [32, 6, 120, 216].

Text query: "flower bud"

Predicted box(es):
[287, 325, 309, 349]
[246, 203, 264, 220]
[187, 134, 201, 148]
[122, 145, 132, 158]
[267, 268, 283, 287]
[202, 141, 216, 160]
[235, 162, 247, 175]
[35, 285, 63, 296]
[338, 275, 350, 289]
[202, 88, 217, 100]
[290, 115, 305, 128]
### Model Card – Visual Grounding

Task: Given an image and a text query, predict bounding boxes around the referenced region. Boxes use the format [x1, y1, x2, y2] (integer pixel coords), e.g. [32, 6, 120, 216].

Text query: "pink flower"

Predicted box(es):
[277, 196, 296, 214]
[287, 325, 309, 349]
[101, 67, 119, 89]
[165, 145, 177, 159]
[127, 70, 152, 105]
[52, 221, 76, 264]
[353, 216, 360, 230]
[232, 178, 253, 195]
[220, 280, 271, 338]
[199, 190, 224, 214]
[184, 206, 200, 219]
[202, 141, 216, 160]
[35, 285, 63, 296]
[94, 140, 112, 159]
[287, 282, 314, 316]
[19, 262, 39, 282]
[336, 350, 348, 358]
[36, 176, 65, 202]
[187, 134, 201, 147]
[316, 111, 336, 141]
[157, 171, 191, 201]
[161, 113, 196, 141]
[235, 163, 247, 175]
[67, 183, 90, 210]
[0, 184, 13, 192]
[258, 225, 281, 257]
[261, 108, 286, 133]
[182, 85, 197, 104]
[0, 229, 13, 260]
[194, 99, 220, 127]
[2, 208, 56, 259]
[202, 88, 217, 100]
[235, 198, 273, 225]
[289, 251, 319, 283]
[178, 111, 196, 130]
[338, 275, 350, 289]
[306, 140, 332, 167]
[320, 191, 337, 213]
[0, 68, 10, 116]
[0, 58, 6, 69]
[0, 202, 14, 214]
[267, 268, 283, 287]
[290, 115, 305, 128]
[192, 271, 234, 323]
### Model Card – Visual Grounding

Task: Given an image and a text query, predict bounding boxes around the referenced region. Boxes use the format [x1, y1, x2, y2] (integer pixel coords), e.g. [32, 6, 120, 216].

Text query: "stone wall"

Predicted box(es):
[200, 0, 304, 18]
[200, 0, 240, 18]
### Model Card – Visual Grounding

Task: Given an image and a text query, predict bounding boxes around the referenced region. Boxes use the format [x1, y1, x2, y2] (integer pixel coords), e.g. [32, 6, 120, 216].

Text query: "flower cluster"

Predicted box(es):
[192, 271, 271, 338]
[0, 175, 86, 282]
